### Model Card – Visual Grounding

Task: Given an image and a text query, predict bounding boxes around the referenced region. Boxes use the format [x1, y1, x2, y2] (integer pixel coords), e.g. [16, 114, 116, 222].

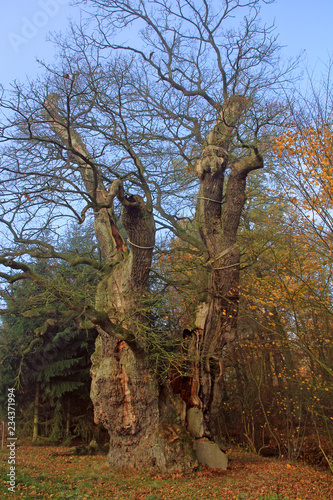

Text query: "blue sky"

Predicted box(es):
[264, 0, 333, 70]
[0, 0, 332, 87]
[0, 0, 79, 86]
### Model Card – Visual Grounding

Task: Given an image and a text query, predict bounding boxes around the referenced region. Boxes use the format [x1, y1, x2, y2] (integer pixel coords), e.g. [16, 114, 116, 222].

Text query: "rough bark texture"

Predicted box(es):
[194, 96, 263, 442]
[91, 335, 197, 471]
[91, 197, 197, 472]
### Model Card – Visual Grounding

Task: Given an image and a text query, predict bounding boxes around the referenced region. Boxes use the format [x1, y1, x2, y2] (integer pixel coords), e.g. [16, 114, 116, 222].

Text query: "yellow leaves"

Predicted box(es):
[321, 158, 330, 167]
[275, 125, 333, 213]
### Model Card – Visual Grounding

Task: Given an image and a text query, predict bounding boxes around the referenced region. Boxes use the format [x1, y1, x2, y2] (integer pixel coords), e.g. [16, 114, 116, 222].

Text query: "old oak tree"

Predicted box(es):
[0, 0, 293, 470]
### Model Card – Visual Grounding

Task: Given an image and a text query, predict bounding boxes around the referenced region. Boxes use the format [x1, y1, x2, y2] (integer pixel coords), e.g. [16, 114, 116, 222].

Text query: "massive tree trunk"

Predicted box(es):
[90, 197, 197, 471]
[43, 96, 197, 472]
[43, 93, 262, 471]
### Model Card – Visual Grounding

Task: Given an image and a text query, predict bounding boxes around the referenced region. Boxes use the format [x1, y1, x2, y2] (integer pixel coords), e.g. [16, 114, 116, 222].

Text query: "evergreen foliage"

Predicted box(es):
[0, 224, 101, 443]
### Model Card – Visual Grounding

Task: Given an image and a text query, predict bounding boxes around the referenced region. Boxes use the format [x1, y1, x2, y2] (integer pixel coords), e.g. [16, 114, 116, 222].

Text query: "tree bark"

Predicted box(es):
[32, 382, 40, 443]
[194, 96, 263, 441]
[90, 197, 197, 471]
[65, 398, 71, 439]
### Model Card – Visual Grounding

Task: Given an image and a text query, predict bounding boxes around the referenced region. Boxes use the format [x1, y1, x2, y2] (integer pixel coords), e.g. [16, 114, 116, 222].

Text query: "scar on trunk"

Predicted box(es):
[108, 213, 125, 252]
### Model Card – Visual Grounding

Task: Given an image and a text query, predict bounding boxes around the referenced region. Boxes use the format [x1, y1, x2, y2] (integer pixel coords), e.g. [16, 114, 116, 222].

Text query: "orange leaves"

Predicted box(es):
[275, 124, 333, 215]
[2, 442, 333, 500]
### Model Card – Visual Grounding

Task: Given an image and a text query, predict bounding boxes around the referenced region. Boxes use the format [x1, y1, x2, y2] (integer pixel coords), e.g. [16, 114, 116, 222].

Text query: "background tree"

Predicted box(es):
[0, 225, 100, 444]
[0, 0, 295, 470]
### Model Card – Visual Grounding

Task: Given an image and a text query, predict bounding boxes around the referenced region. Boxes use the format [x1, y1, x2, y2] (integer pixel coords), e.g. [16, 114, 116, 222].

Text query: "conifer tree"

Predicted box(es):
[0, 226, 99, 441]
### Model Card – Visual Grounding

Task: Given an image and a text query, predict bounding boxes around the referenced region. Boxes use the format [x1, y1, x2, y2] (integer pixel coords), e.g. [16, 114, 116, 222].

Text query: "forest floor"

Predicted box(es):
[0, 444, 332, 499]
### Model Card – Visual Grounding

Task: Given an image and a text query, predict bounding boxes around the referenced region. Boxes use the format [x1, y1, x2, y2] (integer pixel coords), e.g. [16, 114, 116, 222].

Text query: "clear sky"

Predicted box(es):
[0, 0, 332, 88]
[264, 0, 333, 71]
[0, 0, 80, 87]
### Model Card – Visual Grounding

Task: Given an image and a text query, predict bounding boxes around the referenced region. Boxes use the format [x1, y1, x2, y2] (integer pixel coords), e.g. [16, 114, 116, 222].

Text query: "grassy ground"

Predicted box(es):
[0, 444, 332, 499]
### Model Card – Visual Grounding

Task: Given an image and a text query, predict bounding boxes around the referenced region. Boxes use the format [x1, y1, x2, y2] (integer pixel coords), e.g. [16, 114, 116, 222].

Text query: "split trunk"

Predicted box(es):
[45, 94, 263, 471]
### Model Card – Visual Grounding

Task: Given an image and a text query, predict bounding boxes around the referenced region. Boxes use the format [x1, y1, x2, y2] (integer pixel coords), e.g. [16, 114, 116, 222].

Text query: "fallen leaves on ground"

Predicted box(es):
[0, 444, 332, 499]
